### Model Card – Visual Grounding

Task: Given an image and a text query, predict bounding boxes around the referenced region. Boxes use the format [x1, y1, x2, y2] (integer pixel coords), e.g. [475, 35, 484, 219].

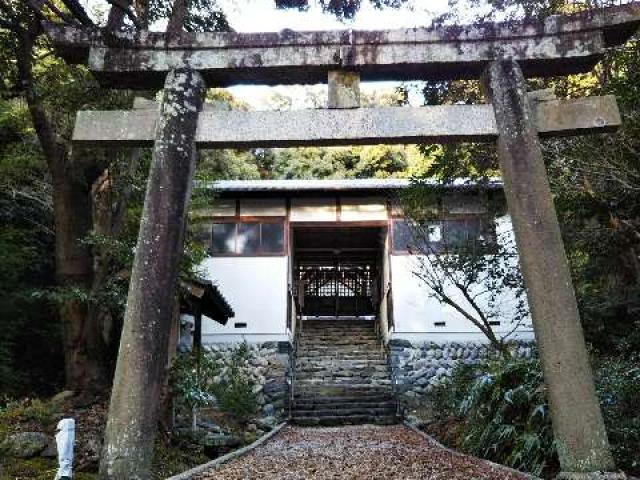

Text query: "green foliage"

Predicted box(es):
[0, 457, 98, 480]
[170, 343, 260, 422]
[275, 0, 409, 20]
[0, 398, 57, 430]
[148, 0, 231, 32]
[433, 353, 640, 477]
[543, 40, 640, 348]
[214, 343, 260, 420]
[0, 98, 59, 396]
[151, 439, 209, 480]
[431, 357, 557, 476]
[458, 358, 555, 477]
[594, 353, 640, 473]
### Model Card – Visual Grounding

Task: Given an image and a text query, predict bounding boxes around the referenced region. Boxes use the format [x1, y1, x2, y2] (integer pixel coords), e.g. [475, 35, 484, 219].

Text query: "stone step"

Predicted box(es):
[298, 334, 378, 339]
[301, 320, 374, 325]
[297, 340, 379, 347]
[293, 393, 394, 403]
[296, 351, 383, 360]
[300, 327, 376, 332]
[295, 362, 388, 371]
[299, 322, 376, 333]
[296, 379, 392, 387]
[296, 369, 390, 379]
[296, 354, 384, 361]
[293, 399, 396, 409]
[291, 414, 398, 427]
[293, 317, 393, 429]
[299, 331, 376, 337]
[297, 358, 386, 364]
[294, 382, 393, 392]
[300, 329, 375, 332]
[297, 346, 382, 353]
[292, 405, 396, 417]
[298, 334, 377, 341]
[295, 370, 389, 378]
[296, 360, 389, 374]
[299, 327, 376, 333]
[297, 355, 384, 361]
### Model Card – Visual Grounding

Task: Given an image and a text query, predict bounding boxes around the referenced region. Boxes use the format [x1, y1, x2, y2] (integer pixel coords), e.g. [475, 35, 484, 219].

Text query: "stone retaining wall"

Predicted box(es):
[206, 342, 291, 425]
[389, 339, 536, 409]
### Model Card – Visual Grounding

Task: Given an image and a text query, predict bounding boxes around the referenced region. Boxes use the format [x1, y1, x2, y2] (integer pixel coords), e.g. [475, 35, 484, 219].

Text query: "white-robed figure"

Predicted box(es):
[55, 418, 75, 479]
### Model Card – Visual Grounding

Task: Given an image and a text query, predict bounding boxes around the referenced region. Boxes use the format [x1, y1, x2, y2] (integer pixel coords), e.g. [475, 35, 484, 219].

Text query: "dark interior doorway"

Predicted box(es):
[292, 226, 385, 318]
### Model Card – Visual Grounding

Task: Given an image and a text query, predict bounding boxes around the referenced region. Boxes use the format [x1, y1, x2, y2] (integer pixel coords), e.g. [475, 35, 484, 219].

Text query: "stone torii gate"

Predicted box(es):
[46, 4, 640, 479]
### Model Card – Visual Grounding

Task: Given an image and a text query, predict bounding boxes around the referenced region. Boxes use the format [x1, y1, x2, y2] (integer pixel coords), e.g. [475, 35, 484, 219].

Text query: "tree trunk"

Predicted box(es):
[50, 155, 111, 397]
[17, 23, 113, 398]
[167, 0, 188, 33]
[99, 69, 205, 479]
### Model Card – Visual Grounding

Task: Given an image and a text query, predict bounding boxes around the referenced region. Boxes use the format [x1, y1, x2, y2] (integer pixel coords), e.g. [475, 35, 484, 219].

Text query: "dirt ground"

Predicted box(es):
[199, 424, 529, 480]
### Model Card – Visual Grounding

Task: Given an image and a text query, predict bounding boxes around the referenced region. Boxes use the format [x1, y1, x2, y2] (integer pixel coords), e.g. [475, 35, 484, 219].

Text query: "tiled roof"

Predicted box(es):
[205, 178, 502, 193]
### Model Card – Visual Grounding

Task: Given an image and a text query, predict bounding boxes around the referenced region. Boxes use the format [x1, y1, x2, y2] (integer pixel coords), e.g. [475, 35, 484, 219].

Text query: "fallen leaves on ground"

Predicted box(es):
[198, 425, 528, 480]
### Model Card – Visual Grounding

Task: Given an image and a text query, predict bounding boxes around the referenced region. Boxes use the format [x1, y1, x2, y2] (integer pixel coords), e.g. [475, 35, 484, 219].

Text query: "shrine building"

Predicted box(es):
[190, 178, 534, 347]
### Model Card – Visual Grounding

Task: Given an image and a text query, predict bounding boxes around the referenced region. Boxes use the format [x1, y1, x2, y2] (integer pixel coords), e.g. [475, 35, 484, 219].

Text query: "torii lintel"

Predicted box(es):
[45, 3, 640, 89]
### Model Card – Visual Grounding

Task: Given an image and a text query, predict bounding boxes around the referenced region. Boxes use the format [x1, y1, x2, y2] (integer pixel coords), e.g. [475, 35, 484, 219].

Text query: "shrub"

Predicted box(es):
[441, 357, 556, 477]
[0, 398, 57, 429]
[431, 353, 640, 477]
[213, 343, 259, 420]
[170, 342, 260, 423]
[594, 353, 640, 474]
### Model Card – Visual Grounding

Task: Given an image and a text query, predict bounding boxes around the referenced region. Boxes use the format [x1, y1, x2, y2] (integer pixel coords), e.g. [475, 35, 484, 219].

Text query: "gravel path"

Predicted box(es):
[198, 425, 528, 480]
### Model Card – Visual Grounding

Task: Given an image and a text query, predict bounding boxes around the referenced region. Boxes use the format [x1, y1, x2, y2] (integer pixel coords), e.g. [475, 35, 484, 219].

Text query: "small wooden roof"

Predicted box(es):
[180, 278, 234, 325]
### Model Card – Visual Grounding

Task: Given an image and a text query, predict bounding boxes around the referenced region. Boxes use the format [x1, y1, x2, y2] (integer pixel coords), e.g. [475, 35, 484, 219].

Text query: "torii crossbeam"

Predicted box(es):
[47, 3, 639, 87]
[45, 4, 640, 480]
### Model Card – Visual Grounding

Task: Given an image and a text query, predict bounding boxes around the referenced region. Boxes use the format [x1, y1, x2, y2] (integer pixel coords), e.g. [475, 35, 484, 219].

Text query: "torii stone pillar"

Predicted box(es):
[99, 69, 205, 479]
[483, 60, 619, 479]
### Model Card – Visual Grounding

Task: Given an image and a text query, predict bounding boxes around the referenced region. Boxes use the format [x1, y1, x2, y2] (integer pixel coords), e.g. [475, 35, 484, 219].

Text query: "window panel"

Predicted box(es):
[426, 223, 442, 243]
[261, 222, 285, 254]
[209, 221, 286, 256]
[393, 219, 443, 253]
[211, 223, 236, 254]
[191, 222, 213, 250]
[394, 217, 494, 254]
[237, 223, 260, 254]
[392, 219, 413, 253]
[443, 219, 469, 247]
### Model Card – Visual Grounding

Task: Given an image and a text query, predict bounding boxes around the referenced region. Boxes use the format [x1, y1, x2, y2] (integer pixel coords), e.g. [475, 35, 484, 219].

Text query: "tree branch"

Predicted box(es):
[41, 0, 80, 25]
[105, 0, 141, 29]
[15, 25, 63, 170]
[59, 0, 94, 27]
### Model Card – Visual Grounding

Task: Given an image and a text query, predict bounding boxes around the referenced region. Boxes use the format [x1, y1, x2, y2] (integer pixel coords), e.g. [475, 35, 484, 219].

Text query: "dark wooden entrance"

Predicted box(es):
[296, 261, 376, 317]
[292, 226, 384, 318]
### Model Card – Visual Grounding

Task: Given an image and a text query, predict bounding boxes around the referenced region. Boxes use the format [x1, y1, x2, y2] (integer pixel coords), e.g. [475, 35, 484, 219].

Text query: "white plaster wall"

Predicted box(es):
[200, 256, 289, 344]
[390, 215, 534, 343]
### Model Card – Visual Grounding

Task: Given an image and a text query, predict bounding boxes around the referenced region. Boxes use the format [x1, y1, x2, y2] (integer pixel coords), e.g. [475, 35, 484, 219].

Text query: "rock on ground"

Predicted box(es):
[198, 425, 528, 480]
[2, 431, 49, 458]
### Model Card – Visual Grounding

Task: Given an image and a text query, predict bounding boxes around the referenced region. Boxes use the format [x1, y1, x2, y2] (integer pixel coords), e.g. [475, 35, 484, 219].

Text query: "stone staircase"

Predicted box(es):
[291, 319, 398, 426]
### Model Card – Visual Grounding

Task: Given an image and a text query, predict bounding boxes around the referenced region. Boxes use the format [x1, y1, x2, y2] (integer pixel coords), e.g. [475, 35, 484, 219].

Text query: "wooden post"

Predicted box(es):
[194, 306, 202, 358]
[482, 60, 618, 478]
[99, 68, 205, 480]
